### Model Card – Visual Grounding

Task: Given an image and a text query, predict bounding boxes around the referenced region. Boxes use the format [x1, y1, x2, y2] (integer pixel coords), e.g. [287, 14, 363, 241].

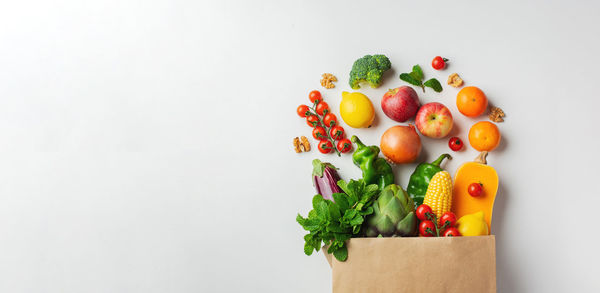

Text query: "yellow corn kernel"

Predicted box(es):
[423, 171, 453, 223]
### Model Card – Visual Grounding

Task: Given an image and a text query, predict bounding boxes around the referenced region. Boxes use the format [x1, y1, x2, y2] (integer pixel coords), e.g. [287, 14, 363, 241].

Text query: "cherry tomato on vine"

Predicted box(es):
[309, 90, 322, 104]
[306, 115, 320, 127]
[323, 113, 337, 127]
[432, 56, 448, 70]
[439, 212, 457, 228]
[312, 126, 327, 140]
[416, 204, 433, 221]
[443, 227, 461, 237]
[448, 137, 463, 151]
[316, 101, 330, 115]
[337, 138, 352, 153]
[329, 125, 345, 140]
[419, 220, 436, 237]
[297, 105, 310, 118]
[468, 183, 483, 197]
[317, 140, 333, 154]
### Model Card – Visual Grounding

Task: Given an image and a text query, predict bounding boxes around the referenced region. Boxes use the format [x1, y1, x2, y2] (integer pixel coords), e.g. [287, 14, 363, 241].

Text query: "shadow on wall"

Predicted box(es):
[492, 182, 518, 292]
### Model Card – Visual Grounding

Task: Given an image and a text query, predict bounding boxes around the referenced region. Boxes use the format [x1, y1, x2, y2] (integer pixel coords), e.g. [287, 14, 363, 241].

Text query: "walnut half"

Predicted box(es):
[300, 136, 310, 152]
[489, 106, 505, 122]
[293, 137, 302, 153]
[320, 73, 337, 89]
[447, 73, 464, 88]
[293, 136, 311, 153]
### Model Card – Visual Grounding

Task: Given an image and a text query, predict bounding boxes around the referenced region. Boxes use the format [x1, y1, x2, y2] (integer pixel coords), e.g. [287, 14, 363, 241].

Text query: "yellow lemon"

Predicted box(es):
[456, 211, 489, 236]
[340, 91, 375, 128]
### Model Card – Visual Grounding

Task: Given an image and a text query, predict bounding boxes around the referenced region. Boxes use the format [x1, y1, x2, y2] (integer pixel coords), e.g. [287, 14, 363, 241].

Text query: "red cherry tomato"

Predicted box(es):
[443, 227, 461, 237]
[439, 212, 457, 229]
[329, 125, 345, 140]
[312, 127, 327, 140]
[337, 139, 352, 153]
[432, 56, 448, 70]
[306, 115, 320, 127]
[416, 204, 433, 221]
[315, 101, 330, 115]
[309, 90, 322, 104]
[317, 140, 333, 154]
[448, 137, 463, 151]
[419, 220, 436, 237]
[323, 113, 337, 127]
[468, 183, 483, 197]
[297, 105, 310, 118]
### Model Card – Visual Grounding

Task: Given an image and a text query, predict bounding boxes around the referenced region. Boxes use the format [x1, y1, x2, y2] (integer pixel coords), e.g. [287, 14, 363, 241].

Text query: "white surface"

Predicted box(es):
[0, 0, 598, 292]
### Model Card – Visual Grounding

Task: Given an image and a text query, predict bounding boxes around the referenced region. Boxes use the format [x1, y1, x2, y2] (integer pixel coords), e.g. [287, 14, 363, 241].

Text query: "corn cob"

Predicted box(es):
[423, 171, 453, 223]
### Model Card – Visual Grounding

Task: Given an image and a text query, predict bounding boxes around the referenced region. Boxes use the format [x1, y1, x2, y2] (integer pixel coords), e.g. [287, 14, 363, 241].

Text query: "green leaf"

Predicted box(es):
[360, 206, 374, 216]
[333, 246, 348, 261]
[342, 209, 358, 221]
[336, 180, 349, 194]
[328, 204, 341, 221]
[411, 65, 424, 81]
[424, 78, 443, 92]
[332, 193, 349, 212]
[313, 239, 322, 251]
[303, 218, 322, 231]
[334, 233, 351, 243]
[303, 233, 313, 242]
[349, 215, 364, 227]
[312, 159, 338, 177]
[315, 200, 329, 220]
[312, 195, 324, 210]
[344, 180, 361, 203]
[364, 184, 379, 196]
[399, 73, 421, 86]
[296, 214, 307, 226]
[307, 209, 317, 219]
[304, 242, 314, 255]
[326, 223, 346, 233]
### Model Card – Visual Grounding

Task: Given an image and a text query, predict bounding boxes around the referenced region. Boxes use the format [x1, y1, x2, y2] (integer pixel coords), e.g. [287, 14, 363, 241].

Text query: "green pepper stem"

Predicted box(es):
[431, 153, 452, 167]
[351, 135, 365, 148]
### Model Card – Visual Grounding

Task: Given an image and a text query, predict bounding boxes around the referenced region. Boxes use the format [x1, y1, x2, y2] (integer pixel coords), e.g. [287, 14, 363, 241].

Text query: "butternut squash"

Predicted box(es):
[452, 152, 498, 233]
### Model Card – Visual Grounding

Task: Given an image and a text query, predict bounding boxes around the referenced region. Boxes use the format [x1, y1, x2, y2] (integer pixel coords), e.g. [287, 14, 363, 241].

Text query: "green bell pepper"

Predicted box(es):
[350, 135, 394, 190]
[407, 153, 451, 207]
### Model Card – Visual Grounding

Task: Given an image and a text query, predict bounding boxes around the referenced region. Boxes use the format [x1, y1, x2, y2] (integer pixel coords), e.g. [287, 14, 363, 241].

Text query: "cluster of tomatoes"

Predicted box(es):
[416, 204, 460, 237]
[297, 90, 352, 154]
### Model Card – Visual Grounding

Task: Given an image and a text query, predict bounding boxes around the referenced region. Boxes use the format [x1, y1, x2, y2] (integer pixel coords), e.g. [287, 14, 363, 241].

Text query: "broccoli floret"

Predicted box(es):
[349, 54, 391, 89]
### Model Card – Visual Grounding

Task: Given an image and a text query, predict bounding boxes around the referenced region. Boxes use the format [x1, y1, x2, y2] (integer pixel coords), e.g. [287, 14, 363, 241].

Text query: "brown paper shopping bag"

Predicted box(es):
[326, 235, 496, 293]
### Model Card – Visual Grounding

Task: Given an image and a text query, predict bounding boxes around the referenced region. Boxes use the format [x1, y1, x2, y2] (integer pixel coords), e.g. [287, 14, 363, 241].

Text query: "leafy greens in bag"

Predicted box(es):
[296, 179, 379, 261]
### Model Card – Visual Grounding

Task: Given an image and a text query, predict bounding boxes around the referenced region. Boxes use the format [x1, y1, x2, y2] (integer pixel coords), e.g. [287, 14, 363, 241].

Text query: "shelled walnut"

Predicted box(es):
[489, 107, 505, 122]
[293, 136, 311, 153]
[447, 73, 464, 88]
[320, 73, 337, 89]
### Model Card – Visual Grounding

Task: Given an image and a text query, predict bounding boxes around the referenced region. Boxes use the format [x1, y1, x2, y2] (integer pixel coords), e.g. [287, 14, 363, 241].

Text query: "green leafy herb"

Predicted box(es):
[423, 78, 443, 92]
[297, 179, 380, 262]
[399, 64, 443, 93]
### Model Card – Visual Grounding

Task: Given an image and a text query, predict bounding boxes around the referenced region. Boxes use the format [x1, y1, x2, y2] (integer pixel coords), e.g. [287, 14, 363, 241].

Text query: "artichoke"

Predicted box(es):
[365, 184, 418, 237]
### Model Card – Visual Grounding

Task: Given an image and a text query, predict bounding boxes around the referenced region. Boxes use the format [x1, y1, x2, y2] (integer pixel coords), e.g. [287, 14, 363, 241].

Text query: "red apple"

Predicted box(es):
[415, 102, 453, 138]
[381, 86, 420, 122]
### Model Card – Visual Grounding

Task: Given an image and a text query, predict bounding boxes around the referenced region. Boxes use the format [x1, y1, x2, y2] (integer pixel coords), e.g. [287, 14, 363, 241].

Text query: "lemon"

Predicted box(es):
[456, 211, 489, 236]
[339, 91, 375, 128]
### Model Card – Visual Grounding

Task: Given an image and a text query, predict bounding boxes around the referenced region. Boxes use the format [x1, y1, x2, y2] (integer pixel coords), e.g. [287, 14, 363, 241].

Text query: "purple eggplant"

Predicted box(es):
[312, 159, 342, 201]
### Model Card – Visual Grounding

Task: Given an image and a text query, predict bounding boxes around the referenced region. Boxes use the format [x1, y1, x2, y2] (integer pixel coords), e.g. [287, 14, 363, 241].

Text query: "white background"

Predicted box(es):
[0, 0, 598, 292]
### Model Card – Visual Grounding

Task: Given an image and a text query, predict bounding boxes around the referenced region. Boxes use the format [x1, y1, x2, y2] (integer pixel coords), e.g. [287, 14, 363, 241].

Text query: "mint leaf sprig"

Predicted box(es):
[296, 179, 379, 262]
[399, 65, 443, 93]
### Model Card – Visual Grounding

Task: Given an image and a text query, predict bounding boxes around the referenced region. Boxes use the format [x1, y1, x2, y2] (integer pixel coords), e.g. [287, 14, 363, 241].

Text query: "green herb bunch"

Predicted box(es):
[297, 179, 379, 261]
[399, 64, 443, 93]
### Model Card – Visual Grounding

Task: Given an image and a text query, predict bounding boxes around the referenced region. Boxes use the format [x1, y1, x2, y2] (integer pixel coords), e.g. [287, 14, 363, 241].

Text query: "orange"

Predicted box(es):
[456, 86, 488, 117]
[468, 121, 501, 151]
